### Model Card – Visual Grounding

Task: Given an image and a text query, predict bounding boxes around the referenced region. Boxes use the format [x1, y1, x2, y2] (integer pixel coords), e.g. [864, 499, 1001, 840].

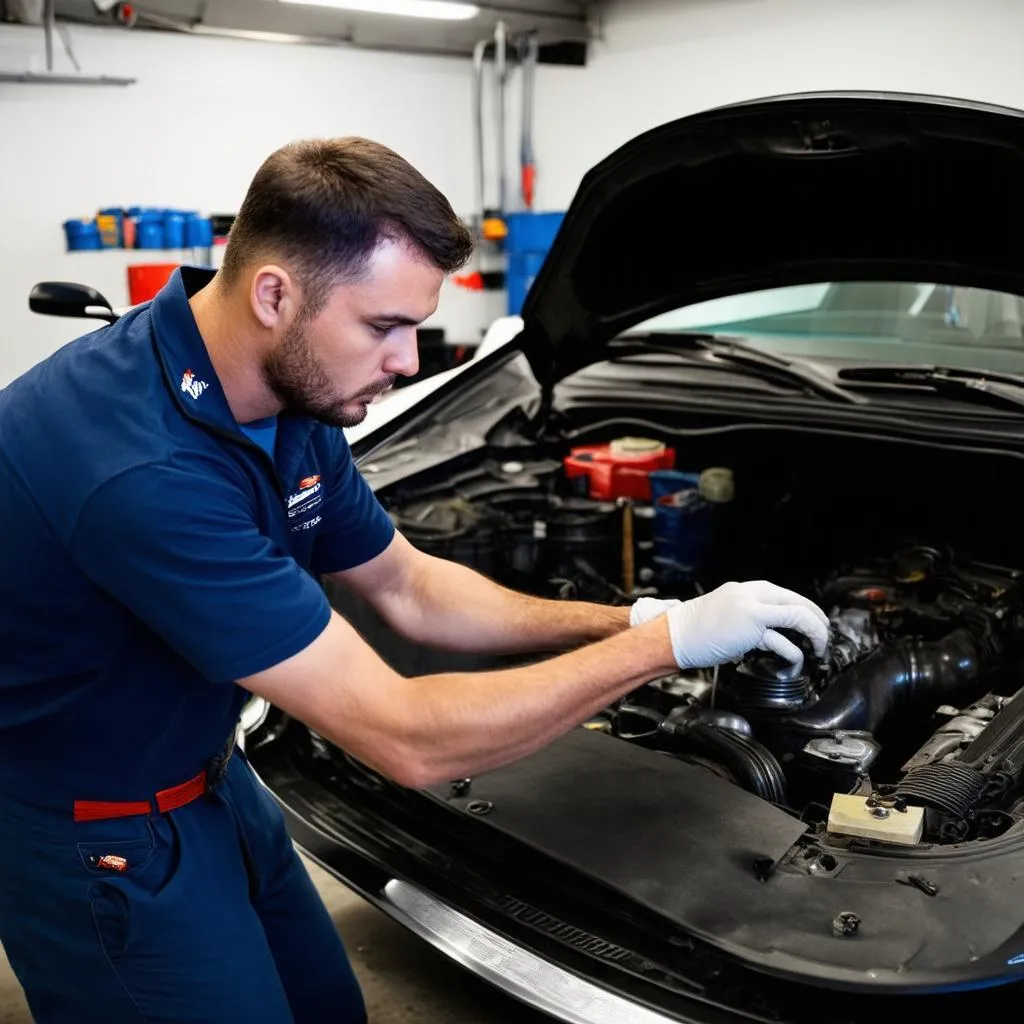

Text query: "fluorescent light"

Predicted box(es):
[278, 0, 480, 19]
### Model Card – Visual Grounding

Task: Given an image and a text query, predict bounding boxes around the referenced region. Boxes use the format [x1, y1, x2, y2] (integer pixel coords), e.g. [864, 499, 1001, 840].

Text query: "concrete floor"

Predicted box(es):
[0, 855, 551, 1023]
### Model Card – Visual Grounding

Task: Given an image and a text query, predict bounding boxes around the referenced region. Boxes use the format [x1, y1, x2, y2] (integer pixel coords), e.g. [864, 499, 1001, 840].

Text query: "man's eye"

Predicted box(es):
[370, 323, 391, 337]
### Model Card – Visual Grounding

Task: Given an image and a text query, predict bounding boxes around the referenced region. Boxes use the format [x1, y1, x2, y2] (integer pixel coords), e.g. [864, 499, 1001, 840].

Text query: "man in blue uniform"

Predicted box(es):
[0, 137, 828, 1022]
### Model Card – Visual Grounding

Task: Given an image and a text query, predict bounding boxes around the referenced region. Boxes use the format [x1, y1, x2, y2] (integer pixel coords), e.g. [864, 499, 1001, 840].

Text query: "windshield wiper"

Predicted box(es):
[615, 333, 868, 405]
[837, 364, 1024, 413]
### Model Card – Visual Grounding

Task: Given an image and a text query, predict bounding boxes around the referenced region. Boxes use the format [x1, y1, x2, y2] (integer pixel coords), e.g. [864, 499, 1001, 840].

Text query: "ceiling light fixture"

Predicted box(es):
[278, 0, 480, 19]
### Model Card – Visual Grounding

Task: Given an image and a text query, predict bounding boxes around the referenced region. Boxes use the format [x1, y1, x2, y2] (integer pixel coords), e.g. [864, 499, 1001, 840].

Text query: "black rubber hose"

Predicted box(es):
[779, 628, 987, 735]
[892, 683, 1024, 826]
[664, 720, 788, 805]
[895, 762, 988, 817]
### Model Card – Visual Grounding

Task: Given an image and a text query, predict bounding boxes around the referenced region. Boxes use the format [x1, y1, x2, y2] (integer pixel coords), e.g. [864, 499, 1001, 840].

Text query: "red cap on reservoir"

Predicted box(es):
[563, 438, 676, 501]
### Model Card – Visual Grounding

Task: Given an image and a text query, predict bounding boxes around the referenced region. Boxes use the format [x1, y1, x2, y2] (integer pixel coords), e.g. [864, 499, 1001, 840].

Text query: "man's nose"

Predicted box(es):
[383, 328, 420, 379]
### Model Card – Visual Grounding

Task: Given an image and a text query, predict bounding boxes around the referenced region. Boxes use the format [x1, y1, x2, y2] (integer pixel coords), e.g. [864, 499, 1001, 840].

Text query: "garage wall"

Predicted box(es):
[531, 0, 1024, 209]
[8, 0, 1024, 385]
[0, 23, 504, 386]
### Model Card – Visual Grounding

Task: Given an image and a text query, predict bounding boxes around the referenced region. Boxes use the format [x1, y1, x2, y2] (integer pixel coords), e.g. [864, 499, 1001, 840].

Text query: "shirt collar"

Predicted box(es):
[151, 266, 239, 436]
[150, 267, 317, 486]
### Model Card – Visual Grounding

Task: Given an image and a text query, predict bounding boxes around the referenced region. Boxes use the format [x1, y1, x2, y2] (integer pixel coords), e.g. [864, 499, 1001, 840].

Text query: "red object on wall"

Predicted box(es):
[564, 441, 676, 501]
[127, 263, 178, 305]
[453, 271, 484, 291]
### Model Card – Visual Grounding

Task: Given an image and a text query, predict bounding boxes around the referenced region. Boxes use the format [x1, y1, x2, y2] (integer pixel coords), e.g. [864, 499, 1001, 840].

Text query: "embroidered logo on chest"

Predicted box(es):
[180, 369, 208, 400]
[286, 474, 324, 532]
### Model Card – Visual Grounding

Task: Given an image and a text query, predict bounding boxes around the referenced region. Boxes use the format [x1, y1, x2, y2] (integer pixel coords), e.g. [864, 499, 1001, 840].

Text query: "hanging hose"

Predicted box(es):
[520, 32, 538, 210]
[472, 38, 488, 228]
[494, 20, 508, 217]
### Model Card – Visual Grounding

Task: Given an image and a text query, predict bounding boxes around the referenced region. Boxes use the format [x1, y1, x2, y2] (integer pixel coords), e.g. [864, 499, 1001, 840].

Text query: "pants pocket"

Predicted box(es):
[89, 880, 132, 961]
[77, 828, 156, 878]
[85, 815, 182, 963]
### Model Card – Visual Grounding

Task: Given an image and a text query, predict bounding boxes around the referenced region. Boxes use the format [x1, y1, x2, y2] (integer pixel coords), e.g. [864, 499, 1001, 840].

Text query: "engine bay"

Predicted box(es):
[378, 430, 1024, 852]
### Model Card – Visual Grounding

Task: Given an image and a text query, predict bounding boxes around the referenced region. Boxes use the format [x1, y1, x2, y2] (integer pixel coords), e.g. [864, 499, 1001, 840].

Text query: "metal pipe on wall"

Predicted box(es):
[519, 32, 538, 209]
[494, 20, 508, 215]
[43, 0, 55, 71]
[472, 38, 488, 225]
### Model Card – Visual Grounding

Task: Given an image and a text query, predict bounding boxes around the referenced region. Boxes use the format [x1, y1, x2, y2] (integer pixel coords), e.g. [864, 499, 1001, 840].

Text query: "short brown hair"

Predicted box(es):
[220, 137, 474, 313]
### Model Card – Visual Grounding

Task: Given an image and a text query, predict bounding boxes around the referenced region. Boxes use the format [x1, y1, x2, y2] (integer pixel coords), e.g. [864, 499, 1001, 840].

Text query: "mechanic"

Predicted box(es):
[0, 137, 829, 1024]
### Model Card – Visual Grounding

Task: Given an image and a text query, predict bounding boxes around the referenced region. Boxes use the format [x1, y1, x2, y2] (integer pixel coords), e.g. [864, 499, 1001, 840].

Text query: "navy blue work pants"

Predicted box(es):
[0, 751, 366, 1022]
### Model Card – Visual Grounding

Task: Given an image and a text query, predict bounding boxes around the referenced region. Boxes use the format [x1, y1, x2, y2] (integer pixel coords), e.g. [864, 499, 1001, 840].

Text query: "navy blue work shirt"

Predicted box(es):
[0, 267, 395, 810]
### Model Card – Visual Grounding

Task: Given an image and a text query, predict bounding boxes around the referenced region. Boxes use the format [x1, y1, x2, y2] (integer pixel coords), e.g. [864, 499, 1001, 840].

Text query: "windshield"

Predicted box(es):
[628, 282, 1024, 375]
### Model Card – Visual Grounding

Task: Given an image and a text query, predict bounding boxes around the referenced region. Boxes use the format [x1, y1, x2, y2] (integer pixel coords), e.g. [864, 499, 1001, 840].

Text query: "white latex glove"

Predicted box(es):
[629, 596, 684, 626]
[648, 581, 830, 670]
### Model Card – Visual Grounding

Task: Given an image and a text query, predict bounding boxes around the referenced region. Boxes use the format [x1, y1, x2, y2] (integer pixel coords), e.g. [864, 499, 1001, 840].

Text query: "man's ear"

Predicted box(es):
[250, 265, 299, 329]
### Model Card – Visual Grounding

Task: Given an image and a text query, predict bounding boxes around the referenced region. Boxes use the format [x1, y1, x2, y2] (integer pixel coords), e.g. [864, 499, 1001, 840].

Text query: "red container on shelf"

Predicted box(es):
[563, 437, 676, 501]
[127, 263, 178, 305]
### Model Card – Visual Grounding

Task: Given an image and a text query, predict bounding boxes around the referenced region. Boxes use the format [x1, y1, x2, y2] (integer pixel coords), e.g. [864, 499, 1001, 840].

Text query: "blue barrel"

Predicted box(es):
[163, 211, 185, 248]
[184, 215, 213, 248]
[63, 219, 102, 251]
[505, 211, 565, 252]
[504, 211, 565, 315]
[507, 251, 549, 320]
[136, 214, 165, 250]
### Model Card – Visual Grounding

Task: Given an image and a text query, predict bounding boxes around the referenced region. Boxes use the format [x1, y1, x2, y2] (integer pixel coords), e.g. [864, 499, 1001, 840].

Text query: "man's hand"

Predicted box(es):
[638, 582, 829, 669]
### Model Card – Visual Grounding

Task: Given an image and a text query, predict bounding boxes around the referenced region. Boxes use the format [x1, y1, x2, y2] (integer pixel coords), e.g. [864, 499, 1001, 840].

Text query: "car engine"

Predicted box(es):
[383, 438, 1024, 849]
[648, 548, 1024, 843]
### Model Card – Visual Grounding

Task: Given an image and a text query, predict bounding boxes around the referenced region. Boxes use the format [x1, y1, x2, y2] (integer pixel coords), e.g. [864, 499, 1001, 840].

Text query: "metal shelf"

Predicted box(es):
[0, 71, 134, 85]
[63, 248, 215, 256]
[0, 0, 136, 86]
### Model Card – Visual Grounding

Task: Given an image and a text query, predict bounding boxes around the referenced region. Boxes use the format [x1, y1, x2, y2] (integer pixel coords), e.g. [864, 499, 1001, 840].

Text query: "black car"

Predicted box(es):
[241, 92, 1024, 1022]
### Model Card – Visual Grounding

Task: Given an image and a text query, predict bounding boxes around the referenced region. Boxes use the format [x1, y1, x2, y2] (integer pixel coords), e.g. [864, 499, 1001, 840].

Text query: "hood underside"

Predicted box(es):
[523, 91, 1024, 382]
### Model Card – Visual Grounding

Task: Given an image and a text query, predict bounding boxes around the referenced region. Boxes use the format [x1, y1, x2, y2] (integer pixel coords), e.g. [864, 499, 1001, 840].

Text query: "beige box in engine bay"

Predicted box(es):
[827, 794, 925, 846]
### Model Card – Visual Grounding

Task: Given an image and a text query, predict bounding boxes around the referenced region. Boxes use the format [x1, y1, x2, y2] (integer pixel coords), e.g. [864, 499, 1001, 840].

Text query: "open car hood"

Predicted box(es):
[522, 91, 1024, 383]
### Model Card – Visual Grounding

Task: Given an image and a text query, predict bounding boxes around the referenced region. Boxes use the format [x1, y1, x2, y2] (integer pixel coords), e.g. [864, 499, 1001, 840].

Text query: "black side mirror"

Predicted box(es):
[29, 282, 119, 324]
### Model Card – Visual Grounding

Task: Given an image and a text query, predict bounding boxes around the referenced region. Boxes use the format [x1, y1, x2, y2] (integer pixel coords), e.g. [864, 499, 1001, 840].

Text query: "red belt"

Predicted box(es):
[73, 734, 236, 823]
[73, 769, 208, 823]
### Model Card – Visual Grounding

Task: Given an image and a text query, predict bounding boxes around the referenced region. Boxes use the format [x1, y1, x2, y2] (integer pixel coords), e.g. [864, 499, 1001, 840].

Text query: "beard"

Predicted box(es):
[264, 321, 396, 429]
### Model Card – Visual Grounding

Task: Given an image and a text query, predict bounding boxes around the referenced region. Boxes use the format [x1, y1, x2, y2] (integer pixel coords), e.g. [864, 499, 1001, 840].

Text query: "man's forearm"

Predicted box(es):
[388, 553, 631, 655]
[243, 607, 677, 790]
[401, 616, 676, 785]
[247, 578, 828, 789]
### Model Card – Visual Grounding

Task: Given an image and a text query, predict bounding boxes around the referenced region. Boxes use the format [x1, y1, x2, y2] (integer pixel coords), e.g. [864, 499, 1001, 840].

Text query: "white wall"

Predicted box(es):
[8, 0, 1024, 384]
[530, 0, 1024, 209]
[0, 23, 505, 386]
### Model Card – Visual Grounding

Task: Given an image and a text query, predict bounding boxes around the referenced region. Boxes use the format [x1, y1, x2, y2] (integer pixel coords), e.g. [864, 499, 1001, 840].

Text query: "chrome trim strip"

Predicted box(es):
[382, 878, 685, 1024]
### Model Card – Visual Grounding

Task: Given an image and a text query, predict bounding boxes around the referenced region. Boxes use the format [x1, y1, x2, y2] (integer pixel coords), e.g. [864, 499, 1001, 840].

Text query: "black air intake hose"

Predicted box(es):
[894, 762, 988, 818]
[661, 710, 788, 805]
[889, 685, 1024, 829]
[780, 628, 989, 735]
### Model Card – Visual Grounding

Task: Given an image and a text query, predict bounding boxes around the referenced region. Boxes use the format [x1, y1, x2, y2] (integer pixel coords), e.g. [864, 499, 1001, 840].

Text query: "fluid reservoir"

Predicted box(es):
[563, 437, 676, 500]
[648, 467, 735, 582]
